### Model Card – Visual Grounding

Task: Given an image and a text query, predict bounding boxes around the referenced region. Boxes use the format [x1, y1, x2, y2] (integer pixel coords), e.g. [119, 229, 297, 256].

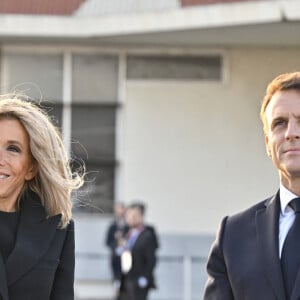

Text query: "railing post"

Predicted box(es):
[183, 255, 192, 300]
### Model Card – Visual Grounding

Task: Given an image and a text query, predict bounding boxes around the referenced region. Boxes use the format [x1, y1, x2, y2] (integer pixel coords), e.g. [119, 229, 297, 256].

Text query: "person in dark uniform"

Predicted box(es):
[106, 202, 129, 294]
[0, 95, 84, 300]
[119, 202, 158, 300]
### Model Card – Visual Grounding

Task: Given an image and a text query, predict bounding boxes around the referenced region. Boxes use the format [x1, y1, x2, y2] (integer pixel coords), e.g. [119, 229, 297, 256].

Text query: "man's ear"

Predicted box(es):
[265, 135, 272, 157]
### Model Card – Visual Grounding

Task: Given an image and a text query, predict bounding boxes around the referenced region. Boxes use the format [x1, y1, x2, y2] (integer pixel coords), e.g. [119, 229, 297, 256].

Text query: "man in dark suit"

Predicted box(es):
[204, 72, 300, 300]
[119, 203, 158, 300]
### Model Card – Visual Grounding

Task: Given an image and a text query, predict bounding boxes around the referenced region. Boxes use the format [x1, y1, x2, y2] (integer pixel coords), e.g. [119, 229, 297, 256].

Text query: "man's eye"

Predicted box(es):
[7, 145, 21, 153]
[274, 120, 285, 127]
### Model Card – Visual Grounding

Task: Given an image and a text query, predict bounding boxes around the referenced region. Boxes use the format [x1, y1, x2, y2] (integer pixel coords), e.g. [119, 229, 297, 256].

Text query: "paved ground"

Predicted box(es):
[75, 280, 115, 300]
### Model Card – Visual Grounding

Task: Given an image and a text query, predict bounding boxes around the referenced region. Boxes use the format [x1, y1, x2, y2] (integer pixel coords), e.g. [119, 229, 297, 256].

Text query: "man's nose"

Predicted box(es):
[286, 120, 300, 140]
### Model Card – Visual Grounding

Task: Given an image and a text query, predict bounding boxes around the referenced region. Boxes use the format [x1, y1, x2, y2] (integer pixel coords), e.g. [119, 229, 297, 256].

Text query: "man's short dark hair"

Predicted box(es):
[261, 72, 300, 133]
[128, 202, 146, 216]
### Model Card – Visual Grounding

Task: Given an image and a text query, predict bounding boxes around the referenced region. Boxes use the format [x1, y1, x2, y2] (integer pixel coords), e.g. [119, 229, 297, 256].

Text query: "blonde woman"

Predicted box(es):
[0, 96, 84, 300]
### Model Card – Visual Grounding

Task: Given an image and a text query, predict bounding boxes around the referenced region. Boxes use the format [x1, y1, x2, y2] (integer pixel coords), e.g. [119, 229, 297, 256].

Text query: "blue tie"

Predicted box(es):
[281, 197, 300, 298]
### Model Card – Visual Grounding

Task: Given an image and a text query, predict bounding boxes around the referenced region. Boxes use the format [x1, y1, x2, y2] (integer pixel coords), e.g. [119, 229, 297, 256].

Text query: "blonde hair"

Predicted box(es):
[260, 72, 300, 134]
[0, 95, 84, 228]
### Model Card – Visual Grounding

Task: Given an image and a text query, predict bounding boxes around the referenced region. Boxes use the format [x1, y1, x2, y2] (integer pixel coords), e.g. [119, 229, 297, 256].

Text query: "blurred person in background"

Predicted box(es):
[0, 95, 84, 300]
[106, 202, 129, 297]
[118, 202, 158, 300]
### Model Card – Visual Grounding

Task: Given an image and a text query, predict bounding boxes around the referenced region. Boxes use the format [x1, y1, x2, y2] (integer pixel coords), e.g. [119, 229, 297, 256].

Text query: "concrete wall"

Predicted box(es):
[122, 47, 300, 235]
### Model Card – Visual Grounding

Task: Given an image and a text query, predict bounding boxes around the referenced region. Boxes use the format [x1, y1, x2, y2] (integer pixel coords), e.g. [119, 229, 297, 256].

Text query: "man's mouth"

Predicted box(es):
[284, 148, 300, 153]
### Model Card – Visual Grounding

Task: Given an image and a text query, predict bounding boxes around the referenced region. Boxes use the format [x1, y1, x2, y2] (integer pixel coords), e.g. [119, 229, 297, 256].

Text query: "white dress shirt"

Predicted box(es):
[279, 183, 298, 257]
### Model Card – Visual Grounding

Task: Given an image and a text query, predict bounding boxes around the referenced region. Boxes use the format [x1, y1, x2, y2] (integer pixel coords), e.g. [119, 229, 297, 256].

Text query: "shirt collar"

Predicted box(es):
[280, 183, 298, 214]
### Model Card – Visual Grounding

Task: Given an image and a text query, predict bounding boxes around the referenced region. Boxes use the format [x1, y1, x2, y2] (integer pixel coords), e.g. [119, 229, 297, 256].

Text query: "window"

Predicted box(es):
[71, 54, 118, 213]
[127, 54, 222, 80]
[2, 52, 63, 126]
[71, 104, 117, 213]
[72, 54, 119, 103]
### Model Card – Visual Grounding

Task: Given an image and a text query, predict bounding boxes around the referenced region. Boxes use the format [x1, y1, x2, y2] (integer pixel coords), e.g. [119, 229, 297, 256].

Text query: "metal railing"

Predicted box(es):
[75, 252, 208, 300]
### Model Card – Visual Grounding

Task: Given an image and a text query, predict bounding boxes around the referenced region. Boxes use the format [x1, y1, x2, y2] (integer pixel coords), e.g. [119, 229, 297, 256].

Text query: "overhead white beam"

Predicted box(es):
[0, 1, 284, 39]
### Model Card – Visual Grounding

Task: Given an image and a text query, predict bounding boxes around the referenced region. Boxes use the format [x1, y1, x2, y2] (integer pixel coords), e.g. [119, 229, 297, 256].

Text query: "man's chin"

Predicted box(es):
[283, 168, 300, 179]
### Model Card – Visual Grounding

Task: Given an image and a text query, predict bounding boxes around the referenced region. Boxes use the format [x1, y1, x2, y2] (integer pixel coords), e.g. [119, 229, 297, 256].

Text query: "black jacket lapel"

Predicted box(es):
[0, 252, 8, 300]
[5, 191, 61, 286]
[256, 193, 286, 300]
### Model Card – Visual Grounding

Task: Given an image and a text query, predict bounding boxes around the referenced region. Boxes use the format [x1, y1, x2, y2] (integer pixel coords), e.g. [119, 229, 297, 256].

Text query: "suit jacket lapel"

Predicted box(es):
[0, 252, 9, 300]
[5, 190, 61, 286]
[131, 227, 146, 251]
[256, 193, 287, 300]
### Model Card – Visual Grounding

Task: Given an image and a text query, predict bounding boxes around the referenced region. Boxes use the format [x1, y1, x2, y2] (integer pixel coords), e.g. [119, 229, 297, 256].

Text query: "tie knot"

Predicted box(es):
[289, 198, 300, 213]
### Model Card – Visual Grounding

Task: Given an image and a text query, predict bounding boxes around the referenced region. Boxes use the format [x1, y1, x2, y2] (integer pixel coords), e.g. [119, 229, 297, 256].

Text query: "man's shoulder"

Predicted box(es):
[145, 224, 156, 233]
[226, 194, 275, 225]
[142, 225, 156, 237]
[107, 221, 119, 233]
[143, 225, 159, 248]
[139, 225, 157, 239]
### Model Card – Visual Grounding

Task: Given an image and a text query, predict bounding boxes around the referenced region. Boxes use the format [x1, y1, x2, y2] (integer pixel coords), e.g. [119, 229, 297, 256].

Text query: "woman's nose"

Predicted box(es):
[0, 149, 7, 165]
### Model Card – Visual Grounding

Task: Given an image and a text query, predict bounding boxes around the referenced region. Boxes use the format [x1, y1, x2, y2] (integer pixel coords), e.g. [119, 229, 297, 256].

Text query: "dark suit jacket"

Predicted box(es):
[105, 221, 129, 280]
[121, 225, 158, 290]
[0, 190, 75, 300]
[203, 192, 300, 300]
[106, 222, 129, 251]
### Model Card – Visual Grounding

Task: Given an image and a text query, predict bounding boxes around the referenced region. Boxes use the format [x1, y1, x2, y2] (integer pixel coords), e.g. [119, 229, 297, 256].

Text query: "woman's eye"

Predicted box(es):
[7, 145, 21, 153]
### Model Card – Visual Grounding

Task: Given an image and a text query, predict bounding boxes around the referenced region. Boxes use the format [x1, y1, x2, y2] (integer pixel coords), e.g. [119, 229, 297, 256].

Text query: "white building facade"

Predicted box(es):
[0, 0, 300, 298]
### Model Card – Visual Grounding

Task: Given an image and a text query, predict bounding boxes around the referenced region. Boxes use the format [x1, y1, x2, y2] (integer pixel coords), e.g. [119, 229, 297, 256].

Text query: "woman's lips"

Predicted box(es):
[0, 174, 9, 179]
